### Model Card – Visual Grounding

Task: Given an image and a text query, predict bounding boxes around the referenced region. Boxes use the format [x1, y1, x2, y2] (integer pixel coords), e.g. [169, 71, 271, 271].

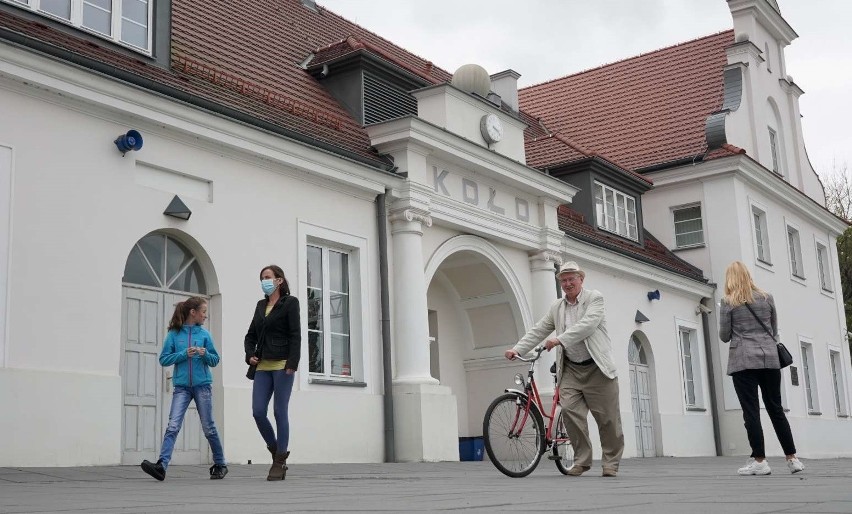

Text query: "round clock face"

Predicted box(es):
[480, 113, 504, 144]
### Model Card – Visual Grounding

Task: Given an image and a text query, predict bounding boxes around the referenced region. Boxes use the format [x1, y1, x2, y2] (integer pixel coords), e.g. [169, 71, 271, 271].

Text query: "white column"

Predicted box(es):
[391, 209, 438, 385]
[529, 251, 561, 320]
[528, 251, 561, 392]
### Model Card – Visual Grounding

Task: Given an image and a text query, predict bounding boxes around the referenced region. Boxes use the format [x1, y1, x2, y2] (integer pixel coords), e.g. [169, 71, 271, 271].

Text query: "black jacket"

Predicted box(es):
[244, 295, 301, 371]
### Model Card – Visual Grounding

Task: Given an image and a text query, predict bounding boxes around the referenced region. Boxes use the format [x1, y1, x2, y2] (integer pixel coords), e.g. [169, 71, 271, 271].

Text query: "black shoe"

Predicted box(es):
[141, 459, 166, 481]
[209, 464, 228, 480]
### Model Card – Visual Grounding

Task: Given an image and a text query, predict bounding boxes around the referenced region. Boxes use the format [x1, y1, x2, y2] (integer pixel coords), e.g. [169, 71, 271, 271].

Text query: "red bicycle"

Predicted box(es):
[483, 345, 574, 477]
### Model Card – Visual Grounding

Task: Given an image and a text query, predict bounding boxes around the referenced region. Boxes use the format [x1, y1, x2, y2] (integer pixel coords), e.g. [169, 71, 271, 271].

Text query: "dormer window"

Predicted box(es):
[3, 0, 152, 53]
[594, 181, 638, 240]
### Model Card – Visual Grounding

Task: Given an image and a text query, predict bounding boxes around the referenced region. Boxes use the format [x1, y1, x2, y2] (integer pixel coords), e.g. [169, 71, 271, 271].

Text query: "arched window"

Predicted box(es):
[628, 334, 647, 365]
[123, 233, 206, 293]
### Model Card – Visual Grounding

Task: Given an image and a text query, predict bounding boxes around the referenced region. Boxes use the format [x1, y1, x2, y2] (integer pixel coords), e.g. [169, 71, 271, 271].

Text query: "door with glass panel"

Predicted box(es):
[121, 232, 210, 465]
[628, 335, 656, 457]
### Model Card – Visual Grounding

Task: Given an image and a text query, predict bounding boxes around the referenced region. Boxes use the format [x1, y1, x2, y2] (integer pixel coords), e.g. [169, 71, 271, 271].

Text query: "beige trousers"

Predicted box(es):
[559, 361, 625, 470]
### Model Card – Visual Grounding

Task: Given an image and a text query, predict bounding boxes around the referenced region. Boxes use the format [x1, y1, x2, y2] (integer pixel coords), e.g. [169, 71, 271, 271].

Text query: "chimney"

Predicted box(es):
[490, 69, 521, 112]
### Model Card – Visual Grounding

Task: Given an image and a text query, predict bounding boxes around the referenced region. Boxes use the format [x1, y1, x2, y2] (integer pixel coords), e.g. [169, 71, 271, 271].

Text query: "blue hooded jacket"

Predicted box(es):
[159, 324, 220, 387]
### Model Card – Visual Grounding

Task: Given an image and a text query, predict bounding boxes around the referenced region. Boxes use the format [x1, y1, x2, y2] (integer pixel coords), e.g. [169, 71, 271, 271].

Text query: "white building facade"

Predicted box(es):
[0, 0, 847, 468]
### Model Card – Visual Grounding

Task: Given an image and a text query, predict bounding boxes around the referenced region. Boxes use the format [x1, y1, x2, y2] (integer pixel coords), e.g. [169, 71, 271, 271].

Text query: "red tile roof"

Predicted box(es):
[0, 1, 707, 282]
[519, 30, 736, 172]
[0, 0, 454, 168]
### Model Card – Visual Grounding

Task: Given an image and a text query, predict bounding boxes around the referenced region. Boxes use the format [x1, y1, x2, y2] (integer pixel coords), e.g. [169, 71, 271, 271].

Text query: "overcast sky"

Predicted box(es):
[318, 0, 851, 175]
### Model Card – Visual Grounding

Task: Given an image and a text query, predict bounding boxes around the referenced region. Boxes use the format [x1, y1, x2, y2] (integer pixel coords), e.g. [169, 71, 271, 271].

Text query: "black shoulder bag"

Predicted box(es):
[744, 302, 793, 368]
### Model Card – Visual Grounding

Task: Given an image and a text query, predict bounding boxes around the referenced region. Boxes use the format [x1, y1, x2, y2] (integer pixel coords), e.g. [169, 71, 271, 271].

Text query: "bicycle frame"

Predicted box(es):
[506, 345, 567, 451]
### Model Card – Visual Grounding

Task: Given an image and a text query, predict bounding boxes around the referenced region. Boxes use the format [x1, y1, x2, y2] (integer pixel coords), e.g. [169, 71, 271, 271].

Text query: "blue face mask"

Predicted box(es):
[261, 279, 277, 296]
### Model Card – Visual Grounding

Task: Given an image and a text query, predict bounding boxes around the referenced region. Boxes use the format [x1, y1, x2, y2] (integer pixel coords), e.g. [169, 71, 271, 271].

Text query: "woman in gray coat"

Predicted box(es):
[719, 261, 804, 476]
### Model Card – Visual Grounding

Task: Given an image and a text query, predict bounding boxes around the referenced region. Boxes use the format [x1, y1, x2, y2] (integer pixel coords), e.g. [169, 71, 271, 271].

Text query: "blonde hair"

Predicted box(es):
[723, 261, 768, 306]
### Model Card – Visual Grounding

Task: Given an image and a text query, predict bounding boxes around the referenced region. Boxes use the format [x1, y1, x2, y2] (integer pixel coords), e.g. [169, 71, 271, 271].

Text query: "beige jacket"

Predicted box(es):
[513, 289, 617, 381]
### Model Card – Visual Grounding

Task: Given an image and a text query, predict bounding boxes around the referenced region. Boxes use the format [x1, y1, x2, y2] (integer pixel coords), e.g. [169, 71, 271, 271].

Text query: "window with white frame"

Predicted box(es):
[768, 127, 781, 175]
[2, 0, 153, 53]
[830, 350, 848, 416]
[673, 204, 704, 248]
[817, 243, 833, 292]
[800, 342, 819, 413]
[752, 206, 771, 263]
[678, 326, 704, 409]
[594, 182, 638, 241]
[307, 244, 352, 378]
[786, 225, 804, 279]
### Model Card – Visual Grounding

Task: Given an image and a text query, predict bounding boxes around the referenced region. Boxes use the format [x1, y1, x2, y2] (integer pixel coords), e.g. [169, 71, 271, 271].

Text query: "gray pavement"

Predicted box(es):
[1, 457, 851, 513]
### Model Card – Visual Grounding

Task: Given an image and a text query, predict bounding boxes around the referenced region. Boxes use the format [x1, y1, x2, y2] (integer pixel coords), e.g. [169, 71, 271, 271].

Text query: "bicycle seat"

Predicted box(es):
[549, 362, 556, 374]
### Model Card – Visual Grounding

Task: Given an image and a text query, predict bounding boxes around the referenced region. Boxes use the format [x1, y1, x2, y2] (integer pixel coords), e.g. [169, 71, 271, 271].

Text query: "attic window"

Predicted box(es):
[594, 182, 638, 241]
[3, 0, 153, 53]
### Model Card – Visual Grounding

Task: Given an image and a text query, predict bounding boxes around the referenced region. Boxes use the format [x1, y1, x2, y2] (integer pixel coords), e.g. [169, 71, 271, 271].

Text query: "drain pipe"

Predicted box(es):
[701, 298, 723, 456]
[377, 190, 395, 462]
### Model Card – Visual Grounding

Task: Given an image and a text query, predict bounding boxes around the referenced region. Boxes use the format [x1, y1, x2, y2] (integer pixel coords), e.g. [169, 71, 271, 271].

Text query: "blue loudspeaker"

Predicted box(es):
[114, 130, 143, 154]
[647, 289, 661, 301]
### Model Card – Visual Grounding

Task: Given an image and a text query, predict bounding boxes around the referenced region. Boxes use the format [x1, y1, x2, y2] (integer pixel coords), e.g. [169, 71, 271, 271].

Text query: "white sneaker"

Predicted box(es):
[786, 457, 805, 474]
[737, 458, 771, 475]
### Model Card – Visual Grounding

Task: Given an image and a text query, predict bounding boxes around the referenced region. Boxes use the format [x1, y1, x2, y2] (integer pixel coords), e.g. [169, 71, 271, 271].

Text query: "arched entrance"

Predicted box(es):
[628, 332, 657, 457]
[424, 236, 531, 442]
[120, 231, 215, 465]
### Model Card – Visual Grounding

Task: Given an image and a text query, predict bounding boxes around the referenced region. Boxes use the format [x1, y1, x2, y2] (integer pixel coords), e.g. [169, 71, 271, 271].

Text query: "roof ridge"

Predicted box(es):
[318, 2, 450, 79]
[520, 29, 735, 91]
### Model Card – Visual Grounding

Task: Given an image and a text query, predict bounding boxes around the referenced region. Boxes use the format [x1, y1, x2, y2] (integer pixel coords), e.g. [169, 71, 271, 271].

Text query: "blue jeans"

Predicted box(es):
[159, 384, 226, 469]
[252, 370, 295, 453]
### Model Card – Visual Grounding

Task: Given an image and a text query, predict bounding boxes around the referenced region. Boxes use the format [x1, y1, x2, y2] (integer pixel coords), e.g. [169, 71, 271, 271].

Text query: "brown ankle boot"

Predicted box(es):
[266, 451, 289, 481]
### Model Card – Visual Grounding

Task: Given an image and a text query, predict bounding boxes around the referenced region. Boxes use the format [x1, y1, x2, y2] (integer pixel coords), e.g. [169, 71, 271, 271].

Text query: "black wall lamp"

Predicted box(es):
[164, 195, 191, 220]
[115, 129, 143, 155]
[647, 289, 661, 301]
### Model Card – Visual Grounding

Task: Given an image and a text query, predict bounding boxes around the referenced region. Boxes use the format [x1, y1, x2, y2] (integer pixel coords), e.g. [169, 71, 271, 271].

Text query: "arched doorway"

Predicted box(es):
[424, 236, 531, 442]
[628, 332, 657, 457]
[120, 232, 212, 465]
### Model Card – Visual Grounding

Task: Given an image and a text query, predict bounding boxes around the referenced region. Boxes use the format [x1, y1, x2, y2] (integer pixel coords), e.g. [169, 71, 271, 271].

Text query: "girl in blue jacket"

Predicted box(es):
[141, 297, 228, 481]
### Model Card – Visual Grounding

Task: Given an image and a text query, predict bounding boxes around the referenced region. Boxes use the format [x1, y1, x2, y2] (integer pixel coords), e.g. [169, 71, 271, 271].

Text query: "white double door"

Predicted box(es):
[629, 362, 656, 457]
[121, 287, 210, 465]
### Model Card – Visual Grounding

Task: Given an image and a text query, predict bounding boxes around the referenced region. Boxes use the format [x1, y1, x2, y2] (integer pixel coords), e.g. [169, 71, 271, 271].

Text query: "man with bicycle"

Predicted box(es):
[505, 261, 624, 477]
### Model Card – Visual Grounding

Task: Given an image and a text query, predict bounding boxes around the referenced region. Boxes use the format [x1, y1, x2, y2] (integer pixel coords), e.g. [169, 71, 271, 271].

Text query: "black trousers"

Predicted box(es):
[731, 368, 797, 458]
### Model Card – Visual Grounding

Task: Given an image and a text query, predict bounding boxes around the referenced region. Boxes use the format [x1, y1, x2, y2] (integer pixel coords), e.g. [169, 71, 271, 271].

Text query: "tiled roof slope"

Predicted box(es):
[558, 206, 707, 282]
[519, 30, 736, 172]
[0, 0, 453, 168]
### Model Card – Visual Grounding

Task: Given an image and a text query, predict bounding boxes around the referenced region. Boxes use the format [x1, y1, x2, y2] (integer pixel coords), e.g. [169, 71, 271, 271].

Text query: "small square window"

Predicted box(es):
[673, 205, 704, 248]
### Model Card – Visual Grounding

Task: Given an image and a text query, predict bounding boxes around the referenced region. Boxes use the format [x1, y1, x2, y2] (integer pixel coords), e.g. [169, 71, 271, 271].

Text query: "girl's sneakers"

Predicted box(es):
[209, 464, 228, 480]
[737, 458, 771, 475]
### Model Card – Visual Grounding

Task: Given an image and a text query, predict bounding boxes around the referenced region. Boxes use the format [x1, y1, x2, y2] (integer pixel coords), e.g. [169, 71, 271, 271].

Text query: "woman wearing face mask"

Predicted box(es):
[244, 264, 301, 481]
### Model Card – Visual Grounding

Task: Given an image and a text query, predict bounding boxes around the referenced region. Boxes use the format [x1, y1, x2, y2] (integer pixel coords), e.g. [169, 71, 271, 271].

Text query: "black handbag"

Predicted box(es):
[744, 302, 793, 368]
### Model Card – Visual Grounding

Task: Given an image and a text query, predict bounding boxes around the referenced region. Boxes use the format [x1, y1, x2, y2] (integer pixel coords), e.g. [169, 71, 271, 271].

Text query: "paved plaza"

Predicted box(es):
[2, 456, 851, 513]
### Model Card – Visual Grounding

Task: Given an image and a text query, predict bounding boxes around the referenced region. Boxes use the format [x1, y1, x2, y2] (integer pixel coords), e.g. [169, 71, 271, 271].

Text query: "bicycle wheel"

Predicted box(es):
[483, 393, 545, 478]
[552, 415, 575, 475]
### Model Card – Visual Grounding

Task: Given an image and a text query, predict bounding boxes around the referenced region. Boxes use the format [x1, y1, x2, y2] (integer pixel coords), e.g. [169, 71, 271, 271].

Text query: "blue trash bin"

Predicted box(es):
[459, 436, 484, 461]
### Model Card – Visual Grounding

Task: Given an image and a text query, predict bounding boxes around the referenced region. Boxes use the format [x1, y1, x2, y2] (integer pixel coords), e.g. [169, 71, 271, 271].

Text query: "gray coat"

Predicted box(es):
[719, 293, 779, 375]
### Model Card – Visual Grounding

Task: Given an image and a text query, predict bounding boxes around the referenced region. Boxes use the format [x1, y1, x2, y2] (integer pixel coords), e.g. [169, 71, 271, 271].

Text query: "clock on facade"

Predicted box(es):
[480, 113, 504, 144]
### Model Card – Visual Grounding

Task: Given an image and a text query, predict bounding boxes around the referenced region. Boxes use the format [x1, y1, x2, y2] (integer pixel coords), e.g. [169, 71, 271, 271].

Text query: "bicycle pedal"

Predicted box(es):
[546, 454, 560, 460]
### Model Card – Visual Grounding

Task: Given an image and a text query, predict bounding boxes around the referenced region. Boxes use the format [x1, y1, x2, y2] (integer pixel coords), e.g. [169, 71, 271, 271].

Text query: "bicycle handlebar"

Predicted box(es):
[514, 344, 546, 363]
